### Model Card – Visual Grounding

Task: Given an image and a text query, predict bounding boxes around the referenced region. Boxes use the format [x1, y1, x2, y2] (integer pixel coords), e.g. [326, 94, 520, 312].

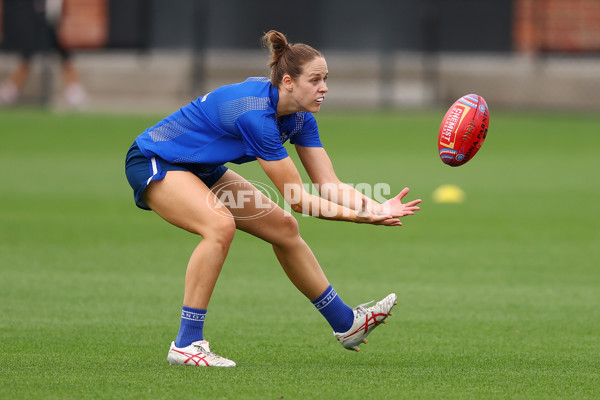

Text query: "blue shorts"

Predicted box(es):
[125, 142, 228, 210]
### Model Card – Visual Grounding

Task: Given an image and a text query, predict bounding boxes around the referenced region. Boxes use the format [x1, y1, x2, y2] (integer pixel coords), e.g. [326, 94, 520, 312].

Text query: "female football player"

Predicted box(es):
[125, 30, 421, 367]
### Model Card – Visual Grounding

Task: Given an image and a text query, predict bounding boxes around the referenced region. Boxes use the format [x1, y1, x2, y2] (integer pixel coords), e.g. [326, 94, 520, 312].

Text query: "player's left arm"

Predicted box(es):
[295, 145, 422, 217]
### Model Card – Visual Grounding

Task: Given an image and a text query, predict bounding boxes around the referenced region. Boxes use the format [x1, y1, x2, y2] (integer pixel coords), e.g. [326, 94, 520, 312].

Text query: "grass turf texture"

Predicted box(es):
[1, 108, 598, 399]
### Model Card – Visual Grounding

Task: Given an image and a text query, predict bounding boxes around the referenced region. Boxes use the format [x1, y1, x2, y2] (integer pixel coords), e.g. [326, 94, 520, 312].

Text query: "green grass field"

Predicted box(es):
[1, 108, 599, 399]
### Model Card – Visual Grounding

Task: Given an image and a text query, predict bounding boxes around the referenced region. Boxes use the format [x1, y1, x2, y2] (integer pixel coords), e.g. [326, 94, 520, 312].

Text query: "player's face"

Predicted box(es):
[291, 57, 328, 113]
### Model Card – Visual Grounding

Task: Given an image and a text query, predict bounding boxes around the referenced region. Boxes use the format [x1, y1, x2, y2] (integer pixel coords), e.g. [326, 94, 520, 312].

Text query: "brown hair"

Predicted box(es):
[261, 30, 323, 86]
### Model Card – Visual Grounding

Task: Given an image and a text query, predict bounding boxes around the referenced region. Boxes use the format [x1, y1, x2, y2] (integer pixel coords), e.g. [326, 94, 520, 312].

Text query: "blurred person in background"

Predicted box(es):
[0, 0, 86, 107]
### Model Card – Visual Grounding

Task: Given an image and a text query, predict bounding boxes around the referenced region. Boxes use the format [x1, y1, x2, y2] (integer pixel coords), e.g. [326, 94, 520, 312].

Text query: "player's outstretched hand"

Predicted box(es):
[378, 187, 422, 218]
[356, 198, 403, 226]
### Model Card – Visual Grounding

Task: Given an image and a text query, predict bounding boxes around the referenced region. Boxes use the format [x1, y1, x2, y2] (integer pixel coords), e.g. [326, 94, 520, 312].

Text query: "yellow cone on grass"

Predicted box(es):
[433, 184, 465, 203]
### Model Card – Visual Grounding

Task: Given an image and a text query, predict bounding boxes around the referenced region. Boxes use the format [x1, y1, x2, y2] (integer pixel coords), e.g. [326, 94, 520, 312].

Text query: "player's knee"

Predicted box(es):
[191, 213, 236, 250]
[209, 217, 236, 248]
[275, 214, 300, 245]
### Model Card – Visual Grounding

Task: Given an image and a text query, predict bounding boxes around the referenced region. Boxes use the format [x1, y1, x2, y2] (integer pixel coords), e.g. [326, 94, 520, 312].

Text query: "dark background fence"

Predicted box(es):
[1, 0, 513, 52]
[117, 0, 512, 53]
[1, 0, 599, 111]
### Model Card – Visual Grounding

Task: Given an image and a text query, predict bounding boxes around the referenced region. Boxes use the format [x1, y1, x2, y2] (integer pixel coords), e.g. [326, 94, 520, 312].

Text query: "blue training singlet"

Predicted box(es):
[135, 77, 323, 167]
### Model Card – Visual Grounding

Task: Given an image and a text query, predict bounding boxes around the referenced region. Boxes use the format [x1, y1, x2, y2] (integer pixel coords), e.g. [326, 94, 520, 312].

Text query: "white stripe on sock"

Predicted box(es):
[314, 287, 338, 310]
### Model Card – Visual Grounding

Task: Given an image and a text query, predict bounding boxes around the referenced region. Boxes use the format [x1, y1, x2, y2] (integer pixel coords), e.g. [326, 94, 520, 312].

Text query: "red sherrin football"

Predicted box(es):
[438, 94, 489, 167]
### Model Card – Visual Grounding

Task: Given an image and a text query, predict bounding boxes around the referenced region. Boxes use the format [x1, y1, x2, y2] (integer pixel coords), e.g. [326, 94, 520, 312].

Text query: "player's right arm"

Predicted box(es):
[296, 145, 422, 219]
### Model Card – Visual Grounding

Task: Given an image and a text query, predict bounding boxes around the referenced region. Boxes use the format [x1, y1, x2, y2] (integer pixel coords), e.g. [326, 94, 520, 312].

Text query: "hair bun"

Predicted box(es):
[260, 30, 322, 86]
[262, 30, 289, 66]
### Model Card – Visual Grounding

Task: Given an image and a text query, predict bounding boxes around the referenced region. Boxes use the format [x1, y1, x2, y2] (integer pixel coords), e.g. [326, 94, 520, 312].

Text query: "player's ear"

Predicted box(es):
[282, 74, 293, 91]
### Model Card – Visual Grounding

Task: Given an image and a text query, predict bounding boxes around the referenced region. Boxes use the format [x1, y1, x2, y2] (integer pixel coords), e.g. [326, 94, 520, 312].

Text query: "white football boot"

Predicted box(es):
[167, 340, 236, 367]
[333, 293, 398, 351]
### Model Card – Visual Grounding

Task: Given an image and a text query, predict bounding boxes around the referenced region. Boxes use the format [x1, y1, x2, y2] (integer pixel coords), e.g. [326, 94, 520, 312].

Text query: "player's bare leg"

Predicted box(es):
[144, 171, 237, 366]
[143, 170, 236, 309]
[212, 169, 329, 300]
[213, 170, 397, 351]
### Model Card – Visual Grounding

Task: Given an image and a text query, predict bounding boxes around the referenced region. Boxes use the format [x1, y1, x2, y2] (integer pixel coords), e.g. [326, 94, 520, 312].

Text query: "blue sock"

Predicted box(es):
[175, 306, 207, 348]
[311, 285, 354, 333]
